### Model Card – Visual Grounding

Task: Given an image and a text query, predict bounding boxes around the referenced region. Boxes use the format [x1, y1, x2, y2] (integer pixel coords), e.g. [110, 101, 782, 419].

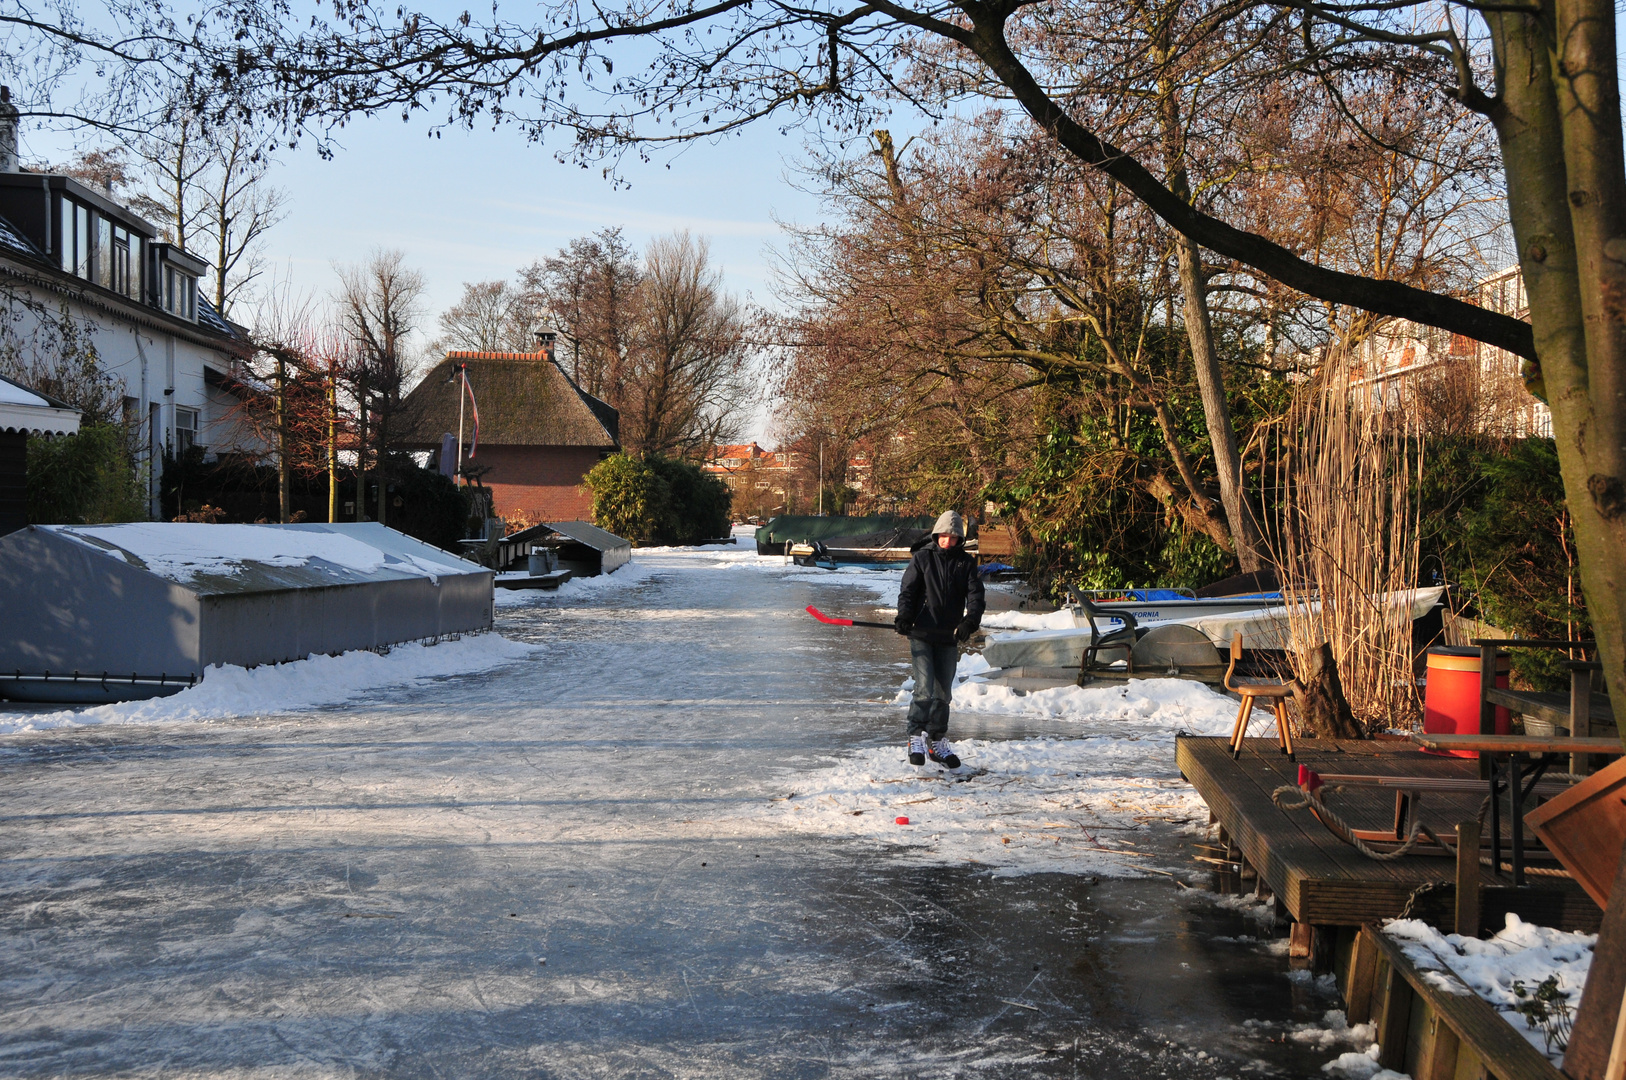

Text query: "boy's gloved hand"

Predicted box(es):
[954, 618, 979, 643]
[894, 614, 913, 636]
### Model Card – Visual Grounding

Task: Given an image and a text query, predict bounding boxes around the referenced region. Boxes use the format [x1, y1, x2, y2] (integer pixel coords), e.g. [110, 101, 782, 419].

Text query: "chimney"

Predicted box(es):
[0, 87, 17, 174]
[535, 327, 558, 361]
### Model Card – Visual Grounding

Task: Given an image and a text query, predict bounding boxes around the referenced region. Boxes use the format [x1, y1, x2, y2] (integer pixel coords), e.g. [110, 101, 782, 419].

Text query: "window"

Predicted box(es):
[74, 203, 89, 279]
[94, 215, 112, 288]
[161, 266, 197, 320]
[174, 407, 199, 454]
[111, 226, 133, 297]
[58, 195, 73, 273]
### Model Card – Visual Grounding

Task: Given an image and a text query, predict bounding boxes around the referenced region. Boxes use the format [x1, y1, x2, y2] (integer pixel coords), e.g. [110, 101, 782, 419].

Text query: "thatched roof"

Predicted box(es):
[397, 352, 619, 449]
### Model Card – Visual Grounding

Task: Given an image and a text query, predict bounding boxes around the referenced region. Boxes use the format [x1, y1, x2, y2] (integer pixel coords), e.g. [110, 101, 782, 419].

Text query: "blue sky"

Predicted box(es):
[248, 116, 834, 323]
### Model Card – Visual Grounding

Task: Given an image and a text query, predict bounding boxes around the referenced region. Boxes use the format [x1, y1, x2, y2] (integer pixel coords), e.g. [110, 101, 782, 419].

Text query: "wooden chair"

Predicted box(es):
[1226, 631, 1297, 761]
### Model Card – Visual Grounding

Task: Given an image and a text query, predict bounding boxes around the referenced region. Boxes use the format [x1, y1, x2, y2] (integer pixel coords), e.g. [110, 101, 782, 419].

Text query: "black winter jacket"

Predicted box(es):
[897, 540, 986, 644]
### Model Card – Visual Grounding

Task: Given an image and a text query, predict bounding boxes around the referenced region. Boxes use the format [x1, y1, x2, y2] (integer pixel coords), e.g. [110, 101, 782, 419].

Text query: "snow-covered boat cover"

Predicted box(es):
[41, 522, 484, 593]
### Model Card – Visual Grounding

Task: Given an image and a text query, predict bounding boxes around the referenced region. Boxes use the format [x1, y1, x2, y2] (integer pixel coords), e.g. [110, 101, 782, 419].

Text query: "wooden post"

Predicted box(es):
[1480, 641, 1499, 781]
[1456, 821, 1481, 939]
[1378, 962, 1416, 1071]
[1289, 920, 1313, 959]
[1417, 1013, 1462, 1080]
[1574, 663, 1593, 776]
[1346, 927, 1380, 1025]
[1563, 841, 1626, 1079]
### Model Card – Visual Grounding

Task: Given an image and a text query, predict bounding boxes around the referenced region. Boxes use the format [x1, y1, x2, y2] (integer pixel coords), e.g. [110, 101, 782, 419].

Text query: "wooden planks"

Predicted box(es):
[1364, 925, 1568, 1080]
[1178, 736, 1479, 924]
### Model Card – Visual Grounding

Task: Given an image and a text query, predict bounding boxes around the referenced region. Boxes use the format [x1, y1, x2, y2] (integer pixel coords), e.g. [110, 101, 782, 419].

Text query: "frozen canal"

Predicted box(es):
[1, 542, 1361, 1077]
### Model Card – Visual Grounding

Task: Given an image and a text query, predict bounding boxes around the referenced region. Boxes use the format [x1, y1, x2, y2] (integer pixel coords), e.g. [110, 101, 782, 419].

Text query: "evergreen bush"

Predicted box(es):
[586, 452, 731, 545]
[26, 422, 145, 524]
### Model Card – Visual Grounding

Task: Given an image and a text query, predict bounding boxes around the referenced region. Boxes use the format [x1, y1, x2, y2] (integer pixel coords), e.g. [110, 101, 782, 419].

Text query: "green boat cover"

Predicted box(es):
[754, 515, 969, 551]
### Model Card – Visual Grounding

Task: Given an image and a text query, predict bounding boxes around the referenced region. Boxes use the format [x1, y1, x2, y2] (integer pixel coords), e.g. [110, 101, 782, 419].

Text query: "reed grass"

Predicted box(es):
[1270, 359, 1425, 730]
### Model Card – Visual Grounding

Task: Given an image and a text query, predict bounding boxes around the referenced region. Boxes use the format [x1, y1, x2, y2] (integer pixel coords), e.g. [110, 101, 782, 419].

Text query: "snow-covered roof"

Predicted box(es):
[0, 214, 41, 258]
[40, 522, 486, 594]
[0, 374, 80, 435]
[547, 520, 630, 552]
[197, 296, 234, 336]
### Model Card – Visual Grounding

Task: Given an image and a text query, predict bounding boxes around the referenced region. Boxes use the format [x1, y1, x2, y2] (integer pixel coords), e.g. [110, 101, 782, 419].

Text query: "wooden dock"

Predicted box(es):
[1176, 736, 1602, 932]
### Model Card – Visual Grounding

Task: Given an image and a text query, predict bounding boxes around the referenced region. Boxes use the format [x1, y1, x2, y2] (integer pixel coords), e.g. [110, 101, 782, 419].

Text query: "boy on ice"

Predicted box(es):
[894, 511, 985, 769]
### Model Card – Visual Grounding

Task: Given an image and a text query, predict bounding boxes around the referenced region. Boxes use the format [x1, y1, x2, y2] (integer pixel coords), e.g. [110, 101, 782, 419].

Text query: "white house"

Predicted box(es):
[0, 88, 261, 519]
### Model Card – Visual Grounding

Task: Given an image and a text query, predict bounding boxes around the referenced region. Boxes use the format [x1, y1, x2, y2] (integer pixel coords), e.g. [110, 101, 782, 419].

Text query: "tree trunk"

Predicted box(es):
[1291, 642, 1364, 740]
[276, 354, 290, 523]
[355, 372, 368, 522]
[1154, 61, 1266, 571]
[326, 374, 337, 524]
[377, 393, 389, 528]
[1486, 7, 1626, 734]
[1172, 231, 1265, 570]
[1547, 0, 1626, 730]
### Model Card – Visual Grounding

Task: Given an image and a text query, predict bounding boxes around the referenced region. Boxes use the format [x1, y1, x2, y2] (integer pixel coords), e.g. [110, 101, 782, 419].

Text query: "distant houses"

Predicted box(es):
[397, 348, 620, 525]
[1343, 265, 1550, 438]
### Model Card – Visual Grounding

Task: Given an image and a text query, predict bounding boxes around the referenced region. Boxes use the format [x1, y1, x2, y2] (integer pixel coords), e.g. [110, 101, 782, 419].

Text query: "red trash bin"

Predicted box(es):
[1423, 645, 1510, 757]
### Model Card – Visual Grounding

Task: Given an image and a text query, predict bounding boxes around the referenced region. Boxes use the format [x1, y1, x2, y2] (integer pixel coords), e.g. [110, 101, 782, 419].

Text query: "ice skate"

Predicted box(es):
[907, 732, 927, 766]
[927, 736, 960, 770]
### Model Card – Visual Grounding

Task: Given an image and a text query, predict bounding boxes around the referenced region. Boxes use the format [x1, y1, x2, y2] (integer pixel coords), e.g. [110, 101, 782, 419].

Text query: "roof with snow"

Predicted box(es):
[397, 351, 619, 449]
[0, 373, 81, 436]
[0, 214, 41, 258]
[41, 522, 485, 595]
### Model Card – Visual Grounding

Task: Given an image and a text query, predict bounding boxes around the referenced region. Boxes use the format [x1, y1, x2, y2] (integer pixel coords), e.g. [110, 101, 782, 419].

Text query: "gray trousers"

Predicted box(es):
[906, 639, 958, 738]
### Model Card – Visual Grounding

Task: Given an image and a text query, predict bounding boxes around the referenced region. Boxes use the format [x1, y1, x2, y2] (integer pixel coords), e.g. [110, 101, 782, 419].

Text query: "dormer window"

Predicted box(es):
[147, 244, 207, 323]
[161, 265, 195, 320]
[56, 193, 143, 300]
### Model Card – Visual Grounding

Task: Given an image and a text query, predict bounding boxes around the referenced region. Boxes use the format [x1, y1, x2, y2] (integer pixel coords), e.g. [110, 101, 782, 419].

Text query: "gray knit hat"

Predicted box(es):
[932, 510, 965, 538]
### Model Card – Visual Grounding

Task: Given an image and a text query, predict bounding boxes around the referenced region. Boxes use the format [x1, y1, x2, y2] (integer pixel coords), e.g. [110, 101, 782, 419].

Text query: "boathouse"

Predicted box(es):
[0, 522, 493, 702]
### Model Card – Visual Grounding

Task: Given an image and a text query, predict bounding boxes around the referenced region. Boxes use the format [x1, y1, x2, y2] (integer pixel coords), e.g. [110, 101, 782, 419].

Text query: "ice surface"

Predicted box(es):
[0, 530, 1342, 1078]
[1384, 914, 1594, 1062]
[744, 736, 1209, 877]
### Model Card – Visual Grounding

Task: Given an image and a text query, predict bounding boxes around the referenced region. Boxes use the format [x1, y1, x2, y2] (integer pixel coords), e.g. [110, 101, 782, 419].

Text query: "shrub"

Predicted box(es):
[27, 422, 146, 524]
[585, 452, 731, 545]
[647, 455, 732, 544]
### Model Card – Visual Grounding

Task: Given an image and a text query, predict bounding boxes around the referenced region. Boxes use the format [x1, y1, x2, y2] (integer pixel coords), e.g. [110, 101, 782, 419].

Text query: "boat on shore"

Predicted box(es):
[789, 526, 979, 570]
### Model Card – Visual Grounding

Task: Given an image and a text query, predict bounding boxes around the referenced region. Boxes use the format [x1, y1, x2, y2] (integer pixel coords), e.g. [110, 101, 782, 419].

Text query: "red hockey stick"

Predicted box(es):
[805, 605, 895, 630]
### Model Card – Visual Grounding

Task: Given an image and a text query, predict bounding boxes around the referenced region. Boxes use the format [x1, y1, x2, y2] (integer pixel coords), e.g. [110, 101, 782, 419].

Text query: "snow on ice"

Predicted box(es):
[0, 633, 536, 735]
[750, 661, 1242, 877]
[747, 736, 1210, 877]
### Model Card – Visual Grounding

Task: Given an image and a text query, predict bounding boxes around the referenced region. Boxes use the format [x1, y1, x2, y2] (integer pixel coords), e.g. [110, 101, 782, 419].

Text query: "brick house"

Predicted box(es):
[398, 349, 619, 523]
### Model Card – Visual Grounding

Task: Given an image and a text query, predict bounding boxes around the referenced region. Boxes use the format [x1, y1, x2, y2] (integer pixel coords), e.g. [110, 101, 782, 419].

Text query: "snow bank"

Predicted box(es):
[747, 734, 1209, 877]
[895, 655, 1241, 736]
[0, 633, 536, 735]
[1384, 915, 1594, 1062]
[979, 608, 1080, 630]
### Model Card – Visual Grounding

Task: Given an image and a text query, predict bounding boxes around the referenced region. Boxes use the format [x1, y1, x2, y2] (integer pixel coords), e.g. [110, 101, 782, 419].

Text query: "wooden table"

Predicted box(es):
[1409, 734, 1626, 756]
[1410, 732, 1626, 885]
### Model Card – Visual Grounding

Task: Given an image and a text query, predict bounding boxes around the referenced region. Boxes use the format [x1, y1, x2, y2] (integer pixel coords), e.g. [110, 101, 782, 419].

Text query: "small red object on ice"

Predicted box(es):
[895, 816, 910, 825]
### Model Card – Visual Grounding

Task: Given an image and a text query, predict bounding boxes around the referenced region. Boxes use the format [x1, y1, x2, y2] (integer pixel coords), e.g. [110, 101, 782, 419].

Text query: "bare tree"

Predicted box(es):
[622, 232, 754, 458]
[521, 228, 641, 400]
[431, 279, 529, 353]
[335, 250, 426, 526]
[128, 117, 287, 316]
